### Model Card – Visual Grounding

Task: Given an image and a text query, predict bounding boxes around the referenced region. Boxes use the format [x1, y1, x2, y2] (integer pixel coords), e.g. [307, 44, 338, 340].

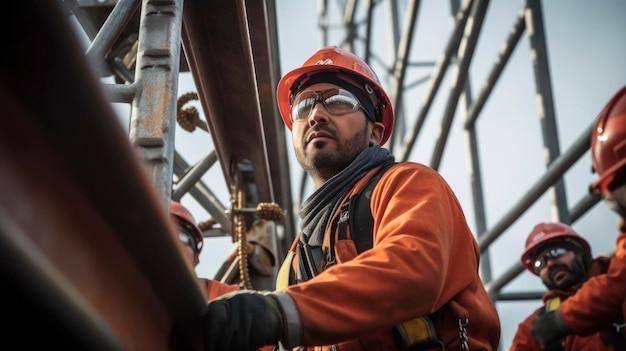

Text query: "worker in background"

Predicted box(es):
[170, 200, 240, 299]
[509, 222, 614, 350]
[171, 201, 277, 351]
[202, 46, 501, 351]
[171, 200, 204, 267]
[530, 86, 626, 348]
[170, 200, 277, 302]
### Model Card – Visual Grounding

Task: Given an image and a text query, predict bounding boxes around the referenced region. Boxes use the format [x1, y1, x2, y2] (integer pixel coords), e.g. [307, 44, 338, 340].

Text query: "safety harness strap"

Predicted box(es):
[536, 297, 565, 351]
[545, 297, 561, 312]
[337, 162, 395, 251]
[337, 162, 444, 350]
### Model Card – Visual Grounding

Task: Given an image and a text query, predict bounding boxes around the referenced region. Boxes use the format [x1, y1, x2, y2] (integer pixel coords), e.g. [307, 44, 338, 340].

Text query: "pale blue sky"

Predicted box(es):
[170, 1, 626, 350]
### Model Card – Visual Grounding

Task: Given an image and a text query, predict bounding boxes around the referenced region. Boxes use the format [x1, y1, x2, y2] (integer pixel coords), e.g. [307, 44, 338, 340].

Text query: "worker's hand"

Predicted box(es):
[531, 309, 572, 345]
[203, 290, 284, 351]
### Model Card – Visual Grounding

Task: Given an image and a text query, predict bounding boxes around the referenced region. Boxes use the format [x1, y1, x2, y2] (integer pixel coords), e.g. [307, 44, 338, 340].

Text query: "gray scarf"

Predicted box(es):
[299, 146, 395, 246]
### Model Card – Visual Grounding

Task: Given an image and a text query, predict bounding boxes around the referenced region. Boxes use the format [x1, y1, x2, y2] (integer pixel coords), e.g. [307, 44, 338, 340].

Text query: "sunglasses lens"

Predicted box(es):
[533, 247, 569, 271]
[291, 96, 316, 121]
[324, 93, 359, 114]
[291, 89, 361, 121]
[179, 232, 191, 243]
[179, 231, 201, 254]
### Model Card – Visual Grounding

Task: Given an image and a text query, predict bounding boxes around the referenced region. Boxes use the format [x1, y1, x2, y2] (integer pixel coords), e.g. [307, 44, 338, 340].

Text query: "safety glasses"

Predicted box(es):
[533, 247, 570, 271]
[178, 231, 203, 254]
[290, 88, 373, 122]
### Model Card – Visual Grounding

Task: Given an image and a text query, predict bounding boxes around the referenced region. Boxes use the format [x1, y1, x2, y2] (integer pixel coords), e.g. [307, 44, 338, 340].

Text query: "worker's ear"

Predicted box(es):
[368, 121, 385, 146]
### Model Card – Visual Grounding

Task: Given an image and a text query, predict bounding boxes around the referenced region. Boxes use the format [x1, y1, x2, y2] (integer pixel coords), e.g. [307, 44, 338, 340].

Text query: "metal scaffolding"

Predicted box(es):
[1, 0, 622, 349]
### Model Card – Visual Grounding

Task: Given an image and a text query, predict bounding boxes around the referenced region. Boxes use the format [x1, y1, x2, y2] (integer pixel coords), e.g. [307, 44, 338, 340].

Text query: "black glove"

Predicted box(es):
[204, 291, 284, 351]
[531, 310, 573, 345]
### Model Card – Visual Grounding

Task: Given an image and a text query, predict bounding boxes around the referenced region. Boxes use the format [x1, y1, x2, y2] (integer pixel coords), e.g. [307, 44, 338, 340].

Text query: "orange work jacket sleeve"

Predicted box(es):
[282, 162, 500, 350]
[198, 278, 241, 301]
[558, 232, 626, 333]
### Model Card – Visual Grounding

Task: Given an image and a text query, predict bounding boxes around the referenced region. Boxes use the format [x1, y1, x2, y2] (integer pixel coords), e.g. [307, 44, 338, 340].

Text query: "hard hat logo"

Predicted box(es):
[315, 59, 333, 65]
[530, 231, 546, 243]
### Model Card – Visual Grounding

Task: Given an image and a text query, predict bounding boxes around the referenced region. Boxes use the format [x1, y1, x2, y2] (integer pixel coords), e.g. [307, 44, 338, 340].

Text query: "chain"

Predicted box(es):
[226, 187, 286, 290]
[458, 318, 469, 351]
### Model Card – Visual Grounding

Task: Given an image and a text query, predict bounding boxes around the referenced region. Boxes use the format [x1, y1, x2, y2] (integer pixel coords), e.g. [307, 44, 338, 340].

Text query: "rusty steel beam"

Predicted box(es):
[181, 0, 296, 261]
[0, 0, 206, 349]
[244, 0, 296, 260]
[181, 0, 274, 203]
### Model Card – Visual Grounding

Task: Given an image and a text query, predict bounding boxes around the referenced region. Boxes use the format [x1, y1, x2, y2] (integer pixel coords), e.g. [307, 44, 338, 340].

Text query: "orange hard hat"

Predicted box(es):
[276, 46, 394, 146]
[590, 85, 626, 194]
[521, 222, 590, 275]
[170, 200, 204, 252]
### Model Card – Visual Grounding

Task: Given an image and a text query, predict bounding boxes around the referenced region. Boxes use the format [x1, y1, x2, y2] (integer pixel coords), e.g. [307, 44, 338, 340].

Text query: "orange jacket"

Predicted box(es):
[557, 231, 626, 333]
[277, 162, 501, 350]
[199, 278, 240, 301]
[509, 257, 616, 351]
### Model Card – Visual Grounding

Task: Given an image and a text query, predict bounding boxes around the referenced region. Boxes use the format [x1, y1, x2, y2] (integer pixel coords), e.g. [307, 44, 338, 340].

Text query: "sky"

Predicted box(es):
[146, 1, 626, 350]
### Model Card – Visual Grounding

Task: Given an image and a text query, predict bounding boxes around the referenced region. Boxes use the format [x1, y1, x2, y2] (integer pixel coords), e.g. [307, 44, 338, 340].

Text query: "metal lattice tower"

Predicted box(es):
[1, 0, 623, 349]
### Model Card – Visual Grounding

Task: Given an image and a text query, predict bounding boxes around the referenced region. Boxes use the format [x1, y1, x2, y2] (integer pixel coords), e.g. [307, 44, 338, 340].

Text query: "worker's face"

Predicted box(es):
[290, 82, 383, 182]
[534, 245, 586, 290]
[177, 222, 200, 267]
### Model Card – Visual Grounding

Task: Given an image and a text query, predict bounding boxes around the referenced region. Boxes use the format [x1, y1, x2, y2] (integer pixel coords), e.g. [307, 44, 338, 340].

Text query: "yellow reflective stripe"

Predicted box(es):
[399, 316, 438, 344]
[276, 251, 295, 290]
[546, 296, 561, 312]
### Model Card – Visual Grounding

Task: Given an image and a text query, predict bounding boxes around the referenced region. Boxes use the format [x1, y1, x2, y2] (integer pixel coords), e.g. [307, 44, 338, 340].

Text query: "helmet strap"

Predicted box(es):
[294, 72, 378, 122]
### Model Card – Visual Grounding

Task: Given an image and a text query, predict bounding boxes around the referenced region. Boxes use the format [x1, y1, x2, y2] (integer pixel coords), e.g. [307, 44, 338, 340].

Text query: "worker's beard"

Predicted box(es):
[543, 257, 587, 291]
[296, 124, 370, 180]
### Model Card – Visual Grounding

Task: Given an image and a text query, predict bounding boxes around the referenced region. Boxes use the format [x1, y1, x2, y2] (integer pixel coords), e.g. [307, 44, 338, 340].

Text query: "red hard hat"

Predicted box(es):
[170, 200, 204, 251]
[276, 46, 394, 146]
[590, 86, 626, 194]
[521, 222, 591, 275]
